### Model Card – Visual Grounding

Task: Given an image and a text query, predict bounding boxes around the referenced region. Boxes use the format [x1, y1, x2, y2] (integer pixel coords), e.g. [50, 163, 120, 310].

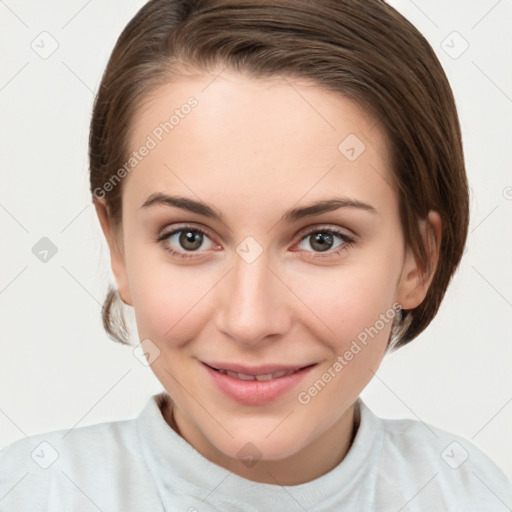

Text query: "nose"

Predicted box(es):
[215, 245, 291, 347]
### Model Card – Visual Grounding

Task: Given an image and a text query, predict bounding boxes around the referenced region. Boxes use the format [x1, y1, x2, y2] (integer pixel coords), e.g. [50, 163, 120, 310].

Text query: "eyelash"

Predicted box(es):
[154, 224, 356, 260]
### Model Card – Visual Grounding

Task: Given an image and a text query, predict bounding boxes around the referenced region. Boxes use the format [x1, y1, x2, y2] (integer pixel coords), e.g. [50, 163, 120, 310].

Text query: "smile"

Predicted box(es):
[202, 361, 317, 405]
[213, 368, 298, 381]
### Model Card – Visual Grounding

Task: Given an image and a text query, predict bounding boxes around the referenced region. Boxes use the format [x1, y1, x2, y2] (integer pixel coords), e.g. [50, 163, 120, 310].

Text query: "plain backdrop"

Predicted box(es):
[1, 0, 511, 482]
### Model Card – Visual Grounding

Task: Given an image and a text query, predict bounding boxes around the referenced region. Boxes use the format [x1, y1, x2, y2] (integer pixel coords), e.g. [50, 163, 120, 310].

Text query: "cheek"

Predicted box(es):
[127, 249, 217, 344]
[298, 263, 398, 340]
[295, 268, 397, 413]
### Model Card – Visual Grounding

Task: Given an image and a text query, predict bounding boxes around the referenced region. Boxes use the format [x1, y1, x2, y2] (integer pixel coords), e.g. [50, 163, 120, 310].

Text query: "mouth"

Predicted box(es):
[201, 360, 317, 405]
[202, 362, 317, 381]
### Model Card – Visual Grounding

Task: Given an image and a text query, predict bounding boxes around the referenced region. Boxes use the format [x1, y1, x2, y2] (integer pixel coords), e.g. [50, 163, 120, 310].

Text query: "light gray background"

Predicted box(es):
[1, 0, 511, 482]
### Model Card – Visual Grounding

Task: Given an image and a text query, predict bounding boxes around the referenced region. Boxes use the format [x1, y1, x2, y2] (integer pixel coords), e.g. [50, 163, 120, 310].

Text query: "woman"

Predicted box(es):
[1, 0, 510, 509]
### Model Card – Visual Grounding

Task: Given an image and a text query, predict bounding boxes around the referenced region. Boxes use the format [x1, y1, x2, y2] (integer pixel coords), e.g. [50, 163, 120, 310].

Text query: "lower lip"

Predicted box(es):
[202, 363, 316, 405]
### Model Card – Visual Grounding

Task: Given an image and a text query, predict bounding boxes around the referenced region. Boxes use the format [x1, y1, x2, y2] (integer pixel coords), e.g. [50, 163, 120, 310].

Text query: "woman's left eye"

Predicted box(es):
[295, 227, 355, 257]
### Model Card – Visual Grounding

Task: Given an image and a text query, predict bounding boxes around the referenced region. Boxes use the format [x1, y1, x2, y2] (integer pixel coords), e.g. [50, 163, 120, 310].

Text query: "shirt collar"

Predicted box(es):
[136, 391, 381, 510]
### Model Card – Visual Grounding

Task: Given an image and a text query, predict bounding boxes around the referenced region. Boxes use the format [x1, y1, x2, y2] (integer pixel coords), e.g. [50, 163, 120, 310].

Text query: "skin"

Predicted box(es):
[94, 68, 441, 485]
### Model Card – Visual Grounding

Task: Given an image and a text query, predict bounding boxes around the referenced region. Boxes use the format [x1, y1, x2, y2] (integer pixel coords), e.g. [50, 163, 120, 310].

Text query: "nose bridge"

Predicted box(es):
[216, 239, 288, 346]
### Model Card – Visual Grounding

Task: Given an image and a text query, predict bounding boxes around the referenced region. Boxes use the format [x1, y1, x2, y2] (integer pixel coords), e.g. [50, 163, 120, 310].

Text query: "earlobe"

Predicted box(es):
[396, 210, 442, 310]
[93, 199, 133, 307]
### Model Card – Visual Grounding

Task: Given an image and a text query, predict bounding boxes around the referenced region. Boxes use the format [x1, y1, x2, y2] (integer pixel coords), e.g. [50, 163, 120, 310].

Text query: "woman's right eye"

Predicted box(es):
[155, 226, 216, 259]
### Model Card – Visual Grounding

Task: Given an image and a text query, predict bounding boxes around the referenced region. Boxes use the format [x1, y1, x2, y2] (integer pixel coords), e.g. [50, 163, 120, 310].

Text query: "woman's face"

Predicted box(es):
[96, 69, 436, 481]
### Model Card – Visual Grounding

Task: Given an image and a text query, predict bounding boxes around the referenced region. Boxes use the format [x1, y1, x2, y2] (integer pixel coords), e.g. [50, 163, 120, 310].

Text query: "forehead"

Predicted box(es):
[123, 70, 396, 220]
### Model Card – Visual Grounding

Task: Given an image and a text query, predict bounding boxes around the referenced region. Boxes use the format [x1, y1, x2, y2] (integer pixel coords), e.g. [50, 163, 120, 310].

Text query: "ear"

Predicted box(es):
[396, 210, 442, 310]
[93, 199, 133, 306]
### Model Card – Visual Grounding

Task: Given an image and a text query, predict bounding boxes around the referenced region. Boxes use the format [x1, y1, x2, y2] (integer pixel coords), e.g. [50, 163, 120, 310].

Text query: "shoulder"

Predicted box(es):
[360, 402, 512, 510]
[0, 417, 140, 510]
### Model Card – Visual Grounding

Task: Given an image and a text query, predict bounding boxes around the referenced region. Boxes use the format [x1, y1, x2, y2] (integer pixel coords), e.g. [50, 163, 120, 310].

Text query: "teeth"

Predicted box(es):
[232, 371, 254, 381]
[217, 369, 295, 380]
[255, 373, 275, 381]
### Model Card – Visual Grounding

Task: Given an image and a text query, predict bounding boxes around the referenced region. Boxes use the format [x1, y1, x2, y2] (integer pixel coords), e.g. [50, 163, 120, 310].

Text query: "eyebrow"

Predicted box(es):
[140, 192, 377, 224]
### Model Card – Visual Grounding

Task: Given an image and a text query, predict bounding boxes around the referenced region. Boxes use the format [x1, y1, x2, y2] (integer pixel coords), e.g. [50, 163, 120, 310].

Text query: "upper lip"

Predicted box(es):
[202, 361, 316, 375]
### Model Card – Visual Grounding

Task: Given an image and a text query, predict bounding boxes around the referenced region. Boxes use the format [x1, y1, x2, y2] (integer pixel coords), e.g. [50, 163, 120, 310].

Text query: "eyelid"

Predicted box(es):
[157, 222, 217, 243]
[295, 223, 355, 240]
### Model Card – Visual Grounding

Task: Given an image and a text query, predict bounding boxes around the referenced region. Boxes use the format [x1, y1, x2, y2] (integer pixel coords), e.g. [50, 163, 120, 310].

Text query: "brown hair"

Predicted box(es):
[89, 0, 469, 350]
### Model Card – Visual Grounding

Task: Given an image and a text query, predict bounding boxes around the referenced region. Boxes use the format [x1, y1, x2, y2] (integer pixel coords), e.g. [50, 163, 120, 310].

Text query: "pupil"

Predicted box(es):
[180, 230, 202, 250]
[312, 233, 332, 252]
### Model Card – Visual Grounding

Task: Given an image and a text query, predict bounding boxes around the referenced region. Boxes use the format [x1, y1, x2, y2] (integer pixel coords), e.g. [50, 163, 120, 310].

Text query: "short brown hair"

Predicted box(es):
[89, 0, 469, 350]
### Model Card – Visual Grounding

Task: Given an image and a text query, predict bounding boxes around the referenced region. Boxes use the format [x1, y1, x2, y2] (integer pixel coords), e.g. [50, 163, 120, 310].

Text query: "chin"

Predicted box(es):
[210, 422, 313, 463]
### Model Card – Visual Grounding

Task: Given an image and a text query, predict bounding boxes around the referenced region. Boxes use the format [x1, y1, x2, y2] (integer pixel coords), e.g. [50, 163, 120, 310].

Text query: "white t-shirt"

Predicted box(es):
[0, 391, 510, 511]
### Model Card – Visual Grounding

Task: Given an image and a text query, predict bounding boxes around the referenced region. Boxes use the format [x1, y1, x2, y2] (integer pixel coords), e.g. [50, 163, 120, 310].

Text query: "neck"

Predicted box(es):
[163, 397, 359, 485]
